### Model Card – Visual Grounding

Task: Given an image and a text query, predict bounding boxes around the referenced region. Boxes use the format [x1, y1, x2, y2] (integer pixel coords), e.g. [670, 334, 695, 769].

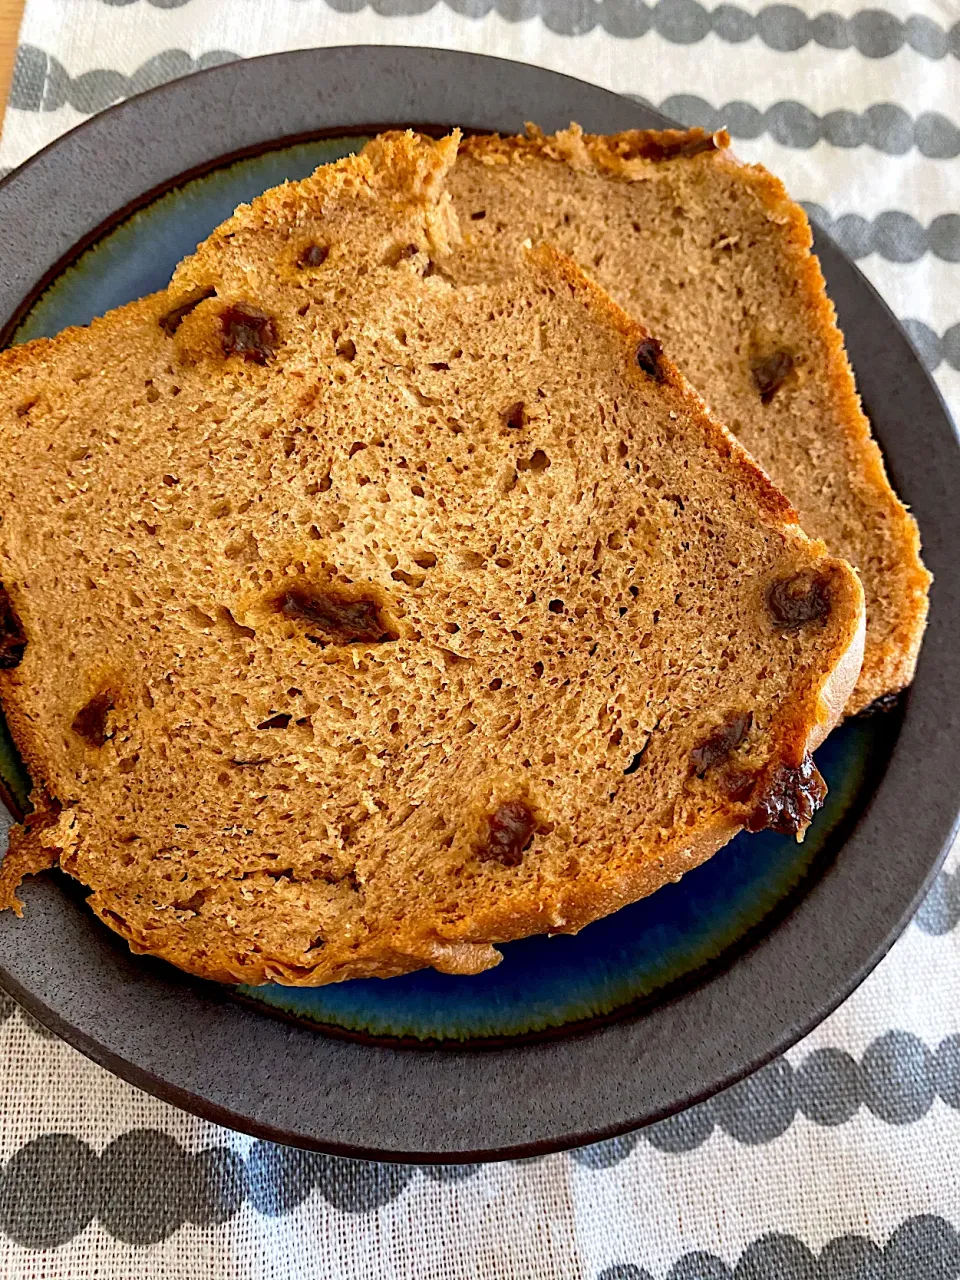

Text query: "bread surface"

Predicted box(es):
[448, 125, 929, 712]
[0, 132, 864, 984]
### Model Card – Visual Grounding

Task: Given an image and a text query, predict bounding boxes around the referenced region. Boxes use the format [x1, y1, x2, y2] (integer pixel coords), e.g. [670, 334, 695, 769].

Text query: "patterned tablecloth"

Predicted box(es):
[1, 1, 959, 1277]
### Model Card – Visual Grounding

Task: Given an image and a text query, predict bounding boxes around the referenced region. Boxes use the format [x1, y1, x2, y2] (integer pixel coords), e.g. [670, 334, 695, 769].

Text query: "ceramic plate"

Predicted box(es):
[0, 47, 957, 1160]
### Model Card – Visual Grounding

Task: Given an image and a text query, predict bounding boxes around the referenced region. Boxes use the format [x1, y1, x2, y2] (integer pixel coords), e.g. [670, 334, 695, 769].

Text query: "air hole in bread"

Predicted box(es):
[0, 588, 27, 670]
[173, 888, 208, 913]
[71, 689, 115, 747]
[159, 287, 216, 336]
[257, 714, 292, 730]
[185, 605, 215, 630]
[216, 606, 255, 640]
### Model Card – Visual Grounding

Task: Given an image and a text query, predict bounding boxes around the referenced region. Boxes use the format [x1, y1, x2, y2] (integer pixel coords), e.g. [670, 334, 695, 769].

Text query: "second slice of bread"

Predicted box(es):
[0, 133, 863, 984]
[447, 125, 929, 713]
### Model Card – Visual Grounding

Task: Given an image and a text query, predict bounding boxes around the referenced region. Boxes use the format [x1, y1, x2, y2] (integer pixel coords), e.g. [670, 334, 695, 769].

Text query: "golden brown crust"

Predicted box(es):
[715, 154, 929, 709]
[0, 797, 63, 915]
[457, 124, 930, 713]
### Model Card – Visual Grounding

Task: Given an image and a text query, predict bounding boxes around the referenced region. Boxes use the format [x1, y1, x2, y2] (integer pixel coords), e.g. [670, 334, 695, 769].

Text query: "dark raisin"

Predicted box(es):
[257, 713, 291, 730]
[724, 769, 758, 802]
[71, 690, 114, 747]
[275, 587, 396, 645]
[503, 401, 526, 430]
[220, 304, 278, 364]
[636, 337, 665, 382]
[174, 889, 208, 913]
[298, 243, 329, 267]
[470, 210, 486, 220]
[690, 711, 752, 778]
[766, 572, 832, 631]
[478, 799, 536, 867]
[159, 287, 216, 336]
[746, 755, 827, 836]
[620, 128, 722, 162]
[751, 350, 794, 404]
[0, 587, 27, 669]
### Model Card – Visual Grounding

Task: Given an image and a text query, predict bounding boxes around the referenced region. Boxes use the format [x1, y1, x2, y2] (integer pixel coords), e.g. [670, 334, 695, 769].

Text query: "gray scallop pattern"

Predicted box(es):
[0, 1132, 416, 1246]
[897, 320, 960, 373]
[0, 1032, 954, 1243]
[571, 1031, 960, 1168]
[657, 94, 960, 159]
[1, 1126, 960, 1249]
[0, 1131, 246, 1248]
[85, 0, 960, 59]
[599, 1217, 960, 1280]
[801, 205, 960, 264]
[915, 867, 960, 930]
[12, 44, 960, 169]
[8, 46, 238, 113]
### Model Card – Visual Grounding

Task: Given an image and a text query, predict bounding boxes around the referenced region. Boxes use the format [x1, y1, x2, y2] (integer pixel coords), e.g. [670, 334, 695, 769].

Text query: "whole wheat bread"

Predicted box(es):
[446, 125, 929, 713]
[0, 133, 863, 985]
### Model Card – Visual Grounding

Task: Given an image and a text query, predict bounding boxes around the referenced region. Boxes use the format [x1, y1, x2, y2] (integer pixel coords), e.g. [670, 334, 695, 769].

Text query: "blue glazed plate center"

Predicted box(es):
[3, 136, 896, 1042]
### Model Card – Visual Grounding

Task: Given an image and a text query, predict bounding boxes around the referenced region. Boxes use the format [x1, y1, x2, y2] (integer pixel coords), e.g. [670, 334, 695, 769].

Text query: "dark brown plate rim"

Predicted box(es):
[0, 45, 958, 1163]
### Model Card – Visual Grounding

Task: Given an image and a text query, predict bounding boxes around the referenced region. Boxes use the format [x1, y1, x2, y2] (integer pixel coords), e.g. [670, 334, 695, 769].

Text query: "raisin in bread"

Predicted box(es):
[446, 125, 929, 714]
[0, 133, 864, 985]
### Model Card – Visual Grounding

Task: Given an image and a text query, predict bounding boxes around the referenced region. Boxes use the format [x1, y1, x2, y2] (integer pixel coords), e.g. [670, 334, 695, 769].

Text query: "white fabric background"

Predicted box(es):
[0, 1, 958, 1276]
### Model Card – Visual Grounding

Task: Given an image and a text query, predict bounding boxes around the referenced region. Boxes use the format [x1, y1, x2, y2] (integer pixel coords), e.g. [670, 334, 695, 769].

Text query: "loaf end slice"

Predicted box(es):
[0, 133, 863, 984]
[449, 124, 929, 713]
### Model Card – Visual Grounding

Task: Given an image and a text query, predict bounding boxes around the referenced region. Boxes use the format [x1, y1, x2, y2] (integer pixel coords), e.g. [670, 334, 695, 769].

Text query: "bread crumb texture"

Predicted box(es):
[453, 124, 930, 713]
[0, 131, 866, 985]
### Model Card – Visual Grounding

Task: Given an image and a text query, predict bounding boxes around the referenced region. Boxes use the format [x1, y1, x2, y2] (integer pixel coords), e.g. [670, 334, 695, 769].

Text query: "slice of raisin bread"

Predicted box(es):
[446, 125, 929, 714]
[0, 133, 863, 985]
